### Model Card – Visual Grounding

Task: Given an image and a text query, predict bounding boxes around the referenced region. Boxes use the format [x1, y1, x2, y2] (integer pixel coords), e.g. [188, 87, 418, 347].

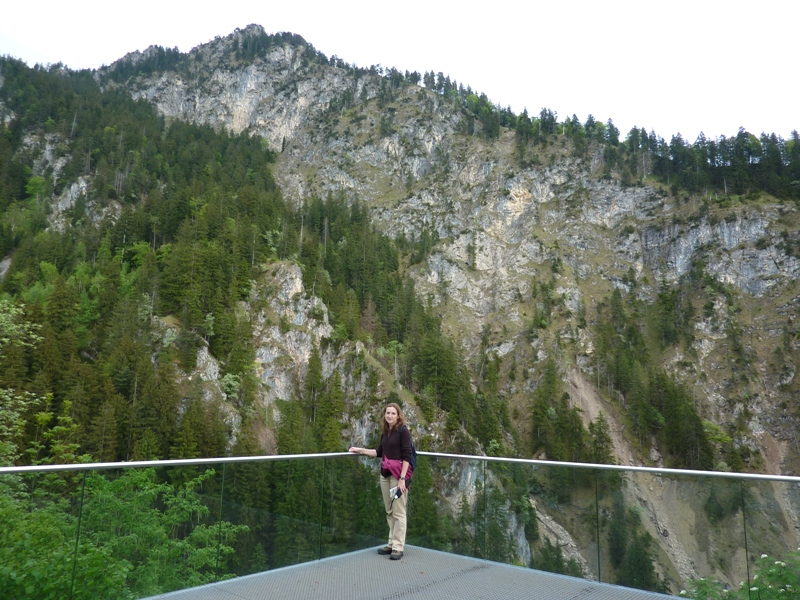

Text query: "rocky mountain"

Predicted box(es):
[100, 24, 800, 472]
[3, 24, 799, 593]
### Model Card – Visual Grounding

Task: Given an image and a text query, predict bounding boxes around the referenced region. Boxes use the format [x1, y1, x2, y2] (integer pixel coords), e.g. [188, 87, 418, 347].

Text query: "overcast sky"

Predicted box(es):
[1, 1, 796, 142]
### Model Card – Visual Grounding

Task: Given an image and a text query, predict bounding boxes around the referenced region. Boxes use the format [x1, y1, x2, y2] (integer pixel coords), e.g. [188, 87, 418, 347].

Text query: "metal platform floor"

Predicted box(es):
[148, 545, 676, 599]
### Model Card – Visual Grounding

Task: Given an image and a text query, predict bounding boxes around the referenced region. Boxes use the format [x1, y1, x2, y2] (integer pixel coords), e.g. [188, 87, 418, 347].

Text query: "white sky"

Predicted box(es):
[1, 1, 796, 142]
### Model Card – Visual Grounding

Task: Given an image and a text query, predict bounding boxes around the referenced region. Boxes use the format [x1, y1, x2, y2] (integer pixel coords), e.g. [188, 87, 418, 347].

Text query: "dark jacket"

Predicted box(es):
[375, 425, 412, 477]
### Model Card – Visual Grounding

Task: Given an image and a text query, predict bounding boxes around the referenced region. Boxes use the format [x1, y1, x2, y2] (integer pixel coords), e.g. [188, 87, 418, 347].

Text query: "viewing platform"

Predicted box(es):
[148, 545, 674, 600]
[3, 451, 799, 599]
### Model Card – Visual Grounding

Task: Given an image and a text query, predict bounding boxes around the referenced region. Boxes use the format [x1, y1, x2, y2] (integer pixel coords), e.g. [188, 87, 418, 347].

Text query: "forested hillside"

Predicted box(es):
[0, 56, 496, 462]
[1, 26, 800, 596]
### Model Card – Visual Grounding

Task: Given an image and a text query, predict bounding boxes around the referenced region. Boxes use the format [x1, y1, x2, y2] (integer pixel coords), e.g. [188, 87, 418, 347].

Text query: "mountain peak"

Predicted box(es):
[99, 25, 318, 85]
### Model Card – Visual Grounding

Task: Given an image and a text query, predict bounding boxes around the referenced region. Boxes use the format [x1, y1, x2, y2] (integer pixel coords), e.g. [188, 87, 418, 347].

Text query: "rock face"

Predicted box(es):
[245, 261, 375, 451]
[101, 27, 799, 445]
[114, 27, 362, 154]
[248, 262, 334, 410]
[101, 27, 800, 308]
[641, 210, 800, 296]
[15, 131, 122, 232]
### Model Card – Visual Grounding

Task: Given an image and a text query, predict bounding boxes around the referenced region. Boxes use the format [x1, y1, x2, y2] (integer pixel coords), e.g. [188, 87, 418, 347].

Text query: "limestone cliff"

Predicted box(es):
[99, 26, 800, 476]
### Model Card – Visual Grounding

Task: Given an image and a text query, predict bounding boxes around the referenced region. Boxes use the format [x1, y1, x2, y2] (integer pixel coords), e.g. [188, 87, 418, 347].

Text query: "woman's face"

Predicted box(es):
[384, 406, 398, 426]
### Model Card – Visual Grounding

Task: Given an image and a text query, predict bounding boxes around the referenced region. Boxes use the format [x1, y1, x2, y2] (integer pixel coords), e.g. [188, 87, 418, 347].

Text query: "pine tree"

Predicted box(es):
[88, 399, 119, 461]
[608, 490, 628, 569]
[531, 358, 560, 456]
[588, 412, 614, 464]
[617, 531, 662, 591]
[305, 344, 323, 424]
[485, 486, 512, 562]
[318, 371, 344, 452]
[453, 495, 474, 556]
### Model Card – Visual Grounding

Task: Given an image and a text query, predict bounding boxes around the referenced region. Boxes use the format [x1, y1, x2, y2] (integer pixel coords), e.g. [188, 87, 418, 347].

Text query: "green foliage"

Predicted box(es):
[531, 536, 582, 577]
[656, 279, 695, 348]
[0, 389, 43, 465]
[651, 128, 800, 200]
[0, 492, 132, 600]
[594, 289, 714, 470]
[530, 359, 603, 470]
[317, 370, 345, 452]
[686, 551, 800, 599]
[0, 298, 42, 351]
[472, 95, 500, 139]
[515, 494, 538, 543]
[606, 489, 666, 592]
[608, 490, 628, 568]
[617, 531, 665, 592]
[0, 58, 287, 463]
[81, 468, 246, 596]
[467, 479, 516, 562]
[0, 467, 245, 599]
[702, 480, 742, 524]
[587, 412, 614, 464]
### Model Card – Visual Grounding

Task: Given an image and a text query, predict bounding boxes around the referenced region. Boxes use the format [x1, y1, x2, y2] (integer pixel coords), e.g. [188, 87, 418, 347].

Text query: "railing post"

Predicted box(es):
[595, 469, 601, 583]
[68, 470, 87, 600]
[741, 480, 751, 600]
[215, 463, 226, 581]
[319, 456, 325, 560]
[483, 460, 487, 558]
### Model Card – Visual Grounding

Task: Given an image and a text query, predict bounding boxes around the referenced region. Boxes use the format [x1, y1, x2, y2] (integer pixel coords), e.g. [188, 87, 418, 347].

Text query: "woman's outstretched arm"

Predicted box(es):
[349, 447, 377, 457]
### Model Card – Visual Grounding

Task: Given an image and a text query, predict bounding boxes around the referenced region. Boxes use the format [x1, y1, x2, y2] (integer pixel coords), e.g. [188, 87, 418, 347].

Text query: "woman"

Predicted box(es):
[349, 402, 413, 560]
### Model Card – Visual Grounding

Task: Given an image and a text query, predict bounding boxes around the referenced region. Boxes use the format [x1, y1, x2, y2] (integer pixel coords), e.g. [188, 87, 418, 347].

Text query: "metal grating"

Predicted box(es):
[146, 546, 678, 599]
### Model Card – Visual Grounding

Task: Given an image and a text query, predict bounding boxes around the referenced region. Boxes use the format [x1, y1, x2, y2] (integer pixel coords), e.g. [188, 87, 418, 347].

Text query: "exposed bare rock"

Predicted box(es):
[248, 262, 334, 409]
[0, 256, 10, 282]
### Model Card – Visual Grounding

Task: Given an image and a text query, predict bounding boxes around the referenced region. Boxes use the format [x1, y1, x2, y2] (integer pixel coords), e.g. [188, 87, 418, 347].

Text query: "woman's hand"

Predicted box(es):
[350, 447, 376, 457]
[398, 477, 406, 493]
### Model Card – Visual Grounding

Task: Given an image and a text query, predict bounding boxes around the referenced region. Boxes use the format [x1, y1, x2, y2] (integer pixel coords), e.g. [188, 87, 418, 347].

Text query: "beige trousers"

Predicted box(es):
[380, 475, 408, 551]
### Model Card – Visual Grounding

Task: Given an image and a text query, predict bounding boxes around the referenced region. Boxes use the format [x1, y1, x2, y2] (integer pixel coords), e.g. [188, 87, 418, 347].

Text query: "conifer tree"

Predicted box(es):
[318, 370, 344, 452]
[588, 412, 614, 465]
[305, 344, 323, 423]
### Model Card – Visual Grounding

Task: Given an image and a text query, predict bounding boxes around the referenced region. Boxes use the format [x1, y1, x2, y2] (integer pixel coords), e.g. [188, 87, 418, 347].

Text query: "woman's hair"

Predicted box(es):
[381, 402, 406, 434]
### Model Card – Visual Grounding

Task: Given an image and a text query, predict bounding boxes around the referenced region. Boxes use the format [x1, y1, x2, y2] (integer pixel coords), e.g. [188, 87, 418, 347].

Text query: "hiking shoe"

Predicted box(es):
[390, 550, 404, 560]
[377, 546, 392, 555]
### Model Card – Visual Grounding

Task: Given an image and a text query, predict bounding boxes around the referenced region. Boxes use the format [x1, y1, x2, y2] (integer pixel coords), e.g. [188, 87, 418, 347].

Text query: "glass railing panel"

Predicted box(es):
[740, 478, 799, 595]
[72, 464, 224, 599]
[319, 455, 385, 558]
[621, 470, 747, 596]
[220, 457, 324, 576]
[407, 457, 601, 580]
[406, 455, 483, 557]
[4, 454, 800, 599]
[524, 462, 602, 581]
[0, 468, 87, 599]
[217, 459, 275, 578]
[402, 455, 783, 598]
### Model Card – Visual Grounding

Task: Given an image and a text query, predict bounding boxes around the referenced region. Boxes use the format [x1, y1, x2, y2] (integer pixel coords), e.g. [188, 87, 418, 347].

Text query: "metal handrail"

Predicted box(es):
[0, 452, 352, 475]
[1, 450, 799, 483]
[418, 451, 800, 483]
